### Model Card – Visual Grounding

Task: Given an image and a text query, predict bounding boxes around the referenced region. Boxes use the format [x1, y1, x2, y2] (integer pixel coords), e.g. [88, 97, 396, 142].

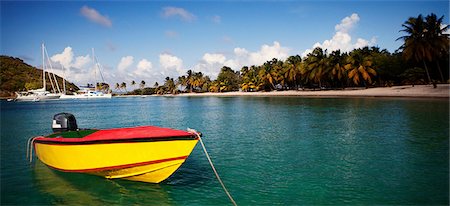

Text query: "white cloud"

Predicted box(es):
[302, 13, 376, 57]
[250, 41, 290, 65]
[51, 47, 74, 68]
[134, 59, 153, 77]
[335, 13, 359, 33]
[159, 53, 184, 77]
[117, 56, 134, 71]
[161, 7, 196, 22]
[73, 55, 91, 69]
[49, 47, 99, 86]
[191, 53, 226, 78]
[80, 5, 112, 28]
[224, 41, 290, 69]
[203, 53, 226, 65]
[192, 41, 290, 79]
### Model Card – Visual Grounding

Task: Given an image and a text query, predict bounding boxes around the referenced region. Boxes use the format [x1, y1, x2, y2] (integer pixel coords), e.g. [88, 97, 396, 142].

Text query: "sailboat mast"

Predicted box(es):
[92, 48, 97, 90]
[42, 43, 46, 91]
[62, 66, 66, 94]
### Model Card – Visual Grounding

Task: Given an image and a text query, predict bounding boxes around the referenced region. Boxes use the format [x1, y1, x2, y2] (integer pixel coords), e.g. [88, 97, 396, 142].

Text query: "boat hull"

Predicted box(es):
[60, 93, 112, 99]
[16, 94, 60, 101]
[34, 139, 198, 183]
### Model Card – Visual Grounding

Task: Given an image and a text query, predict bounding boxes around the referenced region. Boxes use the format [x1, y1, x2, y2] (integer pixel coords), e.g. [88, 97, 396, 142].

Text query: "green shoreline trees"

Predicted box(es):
[397, 13, 449, 84]
[124, 13, 447, 95]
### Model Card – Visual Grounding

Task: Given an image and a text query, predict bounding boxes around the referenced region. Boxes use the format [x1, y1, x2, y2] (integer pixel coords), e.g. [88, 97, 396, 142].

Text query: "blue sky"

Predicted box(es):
[1, 1, 448, 87]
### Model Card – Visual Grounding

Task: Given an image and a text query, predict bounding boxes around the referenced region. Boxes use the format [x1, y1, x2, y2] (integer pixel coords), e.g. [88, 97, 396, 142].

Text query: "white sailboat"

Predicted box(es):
[15, 44, 61, 101]
[60, 48, 112, 99]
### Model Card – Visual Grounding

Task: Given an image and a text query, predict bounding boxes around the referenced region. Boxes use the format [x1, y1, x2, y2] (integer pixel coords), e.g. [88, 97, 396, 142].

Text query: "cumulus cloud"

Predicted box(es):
[302, 13, 376, 56]
[51, 47, 74, 68]
[203, 53, 226, 65]
[161, 7, 196, 22]
[80, 5, 112, 27]
[159, 53, 184, 77]
[117, 56, 134, 71]
[50, 47, 91, 71]
[49, 47, 98, 86]
[225, 41, 290, 69]
[335, 13, 359, 33]
[134, 59, 153, 77]
[192, 41, 290, 78]
[73, 55, 91, 69]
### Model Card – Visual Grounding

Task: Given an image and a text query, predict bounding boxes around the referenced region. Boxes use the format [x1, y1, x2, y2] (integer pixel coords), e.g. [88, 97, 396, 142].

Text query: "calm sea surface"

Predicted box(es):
[1, 97, 449, 205]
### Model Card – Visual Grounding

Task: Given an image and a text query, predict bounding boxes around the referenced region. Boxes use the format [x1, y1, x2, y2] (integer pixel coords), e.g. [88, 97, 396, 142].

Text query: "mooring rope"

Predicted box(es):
[188, 128, 237, 206]
[26, 137, 36, 163]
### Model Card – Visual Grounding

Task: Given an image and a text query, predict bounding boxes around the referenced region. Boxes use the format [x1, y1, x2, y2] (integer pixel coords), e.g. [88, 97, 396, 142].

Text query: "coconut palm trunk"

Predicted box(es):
[422, 60, 432, 84]
[436, 61, 445, 82]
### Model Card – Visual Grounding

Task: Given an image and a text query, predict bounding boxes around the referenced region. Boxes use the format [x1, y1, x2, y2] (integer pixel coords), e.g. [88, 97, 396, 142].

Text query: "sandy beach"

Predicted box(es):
[175, 84, 449, 98]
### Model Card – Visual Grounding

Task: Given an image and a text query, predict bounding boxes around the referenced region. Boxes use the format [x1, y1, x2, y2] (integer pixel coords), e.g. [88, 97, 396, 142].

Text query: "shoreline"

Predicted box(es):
[3, 84, 448, 100]
[177, 84, 449, 98]
[126, 84, 450, 99]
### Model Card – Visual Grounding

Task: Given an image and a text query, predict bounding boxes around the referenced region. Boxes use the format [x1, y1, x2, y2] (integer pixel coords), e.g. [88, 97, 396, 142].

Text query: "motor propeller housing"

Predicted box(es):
[52, 113, 78, 133]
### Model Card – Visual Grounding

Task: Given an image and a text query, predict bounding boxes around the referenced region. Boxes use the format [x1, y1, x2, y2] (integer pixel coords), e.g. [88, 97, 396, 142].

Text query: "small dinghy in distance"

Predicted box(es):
[31, 113, 199, 183]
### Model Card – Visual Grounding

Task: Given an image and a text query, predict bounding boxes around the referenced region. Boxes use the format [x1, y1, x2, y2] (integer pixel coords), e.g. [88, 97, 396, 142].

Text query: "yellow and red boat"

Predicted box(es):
[30, 113, 199, 183]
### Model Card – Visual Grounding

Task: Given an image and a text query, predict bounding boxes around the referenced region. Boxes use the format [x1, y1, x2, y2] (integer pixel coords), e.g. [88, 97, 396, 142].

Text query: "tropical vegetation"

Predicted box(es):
[2, 13, 447, 97]
[122, 13, 447, 95]
[0, 56, 79, 97]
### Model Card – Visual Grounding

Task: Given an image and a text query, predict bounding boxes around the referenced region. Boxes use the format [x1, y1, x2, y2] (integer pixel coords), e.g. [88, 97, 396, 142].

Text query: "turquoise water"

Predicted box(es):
[1, 97, 448, 205]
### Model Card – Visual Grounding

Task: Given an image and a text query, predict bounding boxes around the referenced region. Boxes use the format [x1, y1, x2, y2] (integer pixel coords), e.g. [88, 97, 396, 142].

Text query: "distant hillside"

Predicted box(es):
[0, 55, 79, 97]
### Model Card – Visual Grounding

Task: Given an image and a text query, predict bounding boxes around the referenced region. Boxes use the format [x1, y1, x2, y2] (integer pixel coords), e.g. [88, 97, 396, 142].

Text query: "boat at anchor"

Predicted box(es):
[16, 43, 62, 101]
[60, 49, 112, 99]
[29, 113, 199, 183]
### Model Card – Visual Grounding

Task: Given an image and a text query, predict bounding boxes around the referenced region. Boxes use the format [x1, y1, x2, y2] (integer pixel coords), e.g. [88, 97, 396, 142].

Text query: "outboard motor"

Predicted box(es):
[52, 113, 78, 133]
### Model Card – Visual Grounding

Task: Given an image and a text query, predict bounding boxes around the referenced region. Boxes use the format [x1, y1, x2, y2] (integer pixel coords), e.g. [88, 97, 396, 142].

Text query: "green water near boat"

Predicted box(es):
[1, 97, 448, 205]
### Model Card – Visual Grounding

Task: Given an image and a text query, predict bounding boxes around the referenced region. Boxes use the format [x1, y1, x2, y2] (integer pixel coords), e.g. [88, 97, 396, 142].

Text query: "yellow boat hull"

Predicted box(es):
[34, 139, 198, 183]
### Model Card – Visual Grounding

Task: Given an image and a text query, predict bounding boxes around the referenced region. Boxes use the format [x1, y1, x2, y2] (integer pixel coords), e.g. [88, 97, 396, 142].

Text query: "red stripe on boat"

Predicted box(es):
[34, 126, 195, 143]
[47, 156, 188, 173]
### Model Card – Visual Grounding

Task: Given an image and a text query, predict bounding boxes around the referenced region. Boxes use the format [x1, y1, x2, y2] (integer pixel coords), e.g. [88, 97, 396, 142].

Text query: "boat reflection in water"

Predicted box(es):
[33, 160, 173, 205]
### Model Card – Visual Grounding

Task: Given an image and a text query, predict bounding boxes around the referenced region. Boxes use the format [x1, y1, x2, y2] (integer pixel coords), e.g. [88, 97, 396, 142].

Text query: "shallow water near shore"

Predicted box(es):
[1, 97, 449, 205]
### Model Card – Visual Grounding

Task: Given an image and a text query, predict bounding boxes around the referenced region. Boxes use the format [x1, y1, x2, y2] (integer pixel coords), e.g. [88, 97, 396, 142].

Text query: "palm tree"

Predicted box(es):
[284, 55, 302, 89]
[240, 82, 249, 92]
[398, 14, 432, 83]
[115, 83, 121, 92]
[219, 80, 230, 92]
[140, 80, 145, 95]
[163, 77, 176, 94]
[201, 76, 212, 92]
[186, 70, 194, 93]
[241, 65, 259, 92]
[258, 59, 280, 90]
[209, 81, 219, 92]
[345, 49, 377, 88]
[272, 58, 285, 89]
[154, 82, 159, 88]
[191, 72, 205, 92]
[425, 13, 449, 82]
[328, 50, 347, 88]
[120, 82, 127, 93]
[303, 47, 329, 89]
[131, 80, 136, 90]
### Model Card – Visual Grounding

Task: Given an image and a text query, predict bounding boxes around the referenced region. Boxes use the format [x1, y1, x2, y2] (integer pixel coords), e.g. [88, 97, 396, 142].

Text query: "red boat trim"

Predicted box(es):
[46, 156, 188, 173]
[34, 136, 198, 145]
